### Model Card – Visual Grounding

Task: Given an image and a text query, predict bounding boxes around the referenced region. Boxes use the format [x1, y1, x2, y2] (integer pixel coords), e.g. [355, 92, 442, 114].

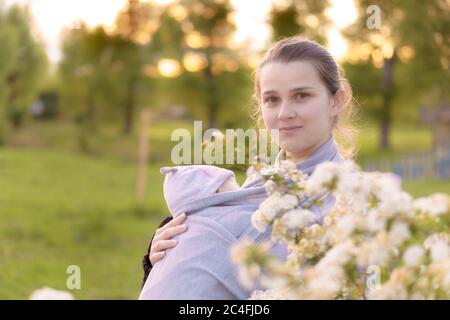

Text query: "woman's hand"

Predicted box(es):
[149, 213, 188, 265]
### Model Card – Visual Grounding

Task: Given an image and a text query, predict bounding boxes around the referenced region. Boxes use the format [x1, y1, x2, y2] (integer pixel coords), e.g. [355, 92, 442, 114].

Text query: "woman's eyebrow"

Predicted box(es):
[262, 90, 277, 95]
[262, 86, 314, 95]
[289, 86, 314, 92]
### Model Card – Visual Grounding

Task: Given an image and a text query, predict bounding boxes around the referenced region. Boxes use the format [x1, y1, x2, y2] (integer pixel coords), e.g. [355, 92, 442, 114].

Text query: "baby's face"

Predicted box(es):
[217, 175, 240, 193]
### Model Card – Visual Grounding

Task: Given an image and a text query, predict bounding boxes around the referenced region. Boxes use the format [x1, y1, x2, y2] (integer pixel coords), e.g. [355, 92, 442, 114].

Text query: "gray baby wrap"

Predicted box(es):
[139, 136, 343, 300]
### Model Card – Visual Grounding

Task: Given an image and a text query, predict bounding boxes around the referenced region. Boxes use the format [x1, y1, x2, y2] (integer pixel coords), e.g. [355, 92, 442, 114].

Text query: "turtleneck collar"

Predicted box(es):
[242, 136, 342, 189]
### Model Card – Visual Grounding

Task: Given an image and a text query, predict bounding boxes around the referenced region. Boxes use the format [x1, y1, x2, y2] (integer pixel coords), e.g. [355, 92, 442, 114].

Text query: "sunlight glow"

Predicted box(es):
[6, 0, 359, 63]
[326, 0, 357, 29]
[4, 0, 127, 61]
[158, 58, 182, 77]
[325, 0, 357, 61]
[327, 28, 348, 61]
[183, 52, 208, 72]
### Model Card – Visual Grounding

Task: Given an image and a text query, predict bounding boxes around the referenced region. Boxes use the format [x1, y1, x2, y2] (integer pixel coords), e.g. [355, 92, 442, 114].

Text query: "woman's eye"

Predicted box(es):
[295, 92, 309, 100]
[264, 96, 278, 104]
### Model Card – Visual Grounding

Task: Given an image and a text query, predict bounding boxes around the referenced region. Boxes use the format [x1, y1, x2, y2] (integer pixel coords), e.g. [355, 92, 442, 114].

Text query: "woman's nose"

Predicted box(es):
[277, 102, 297, 121]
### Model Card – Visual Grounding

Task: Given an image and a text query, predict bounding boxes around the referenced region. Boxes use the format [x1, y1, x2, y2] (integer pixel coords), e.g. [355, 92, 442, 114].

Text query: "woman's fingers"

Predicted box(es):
[149, 215, 188, 263]
[154, 224, 187, 243]
[153, 239, 178, 252]
[155, 213, 186, 236]
[149, 239, 180, 264]
[149, 252, 165, 265]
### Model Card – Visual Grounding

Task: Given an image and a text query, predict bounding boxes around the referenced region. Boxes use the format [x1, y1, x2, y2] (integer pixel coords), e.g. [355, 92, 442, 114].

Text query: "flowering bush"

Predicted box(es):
[230, 160, 450, 300]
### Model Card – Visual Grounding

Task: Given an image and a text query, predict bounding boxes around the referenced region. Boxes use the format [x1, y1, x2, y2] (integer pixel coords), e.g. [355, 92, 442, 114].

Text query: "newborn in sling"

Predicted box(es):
[139, 164, 287, 300]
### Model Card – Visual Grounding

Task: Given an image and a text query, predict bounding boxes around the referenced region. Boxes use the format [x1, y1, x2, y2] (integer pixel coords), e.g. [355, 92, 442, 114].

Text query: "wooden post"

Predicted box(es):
[136, 109, 151, 207]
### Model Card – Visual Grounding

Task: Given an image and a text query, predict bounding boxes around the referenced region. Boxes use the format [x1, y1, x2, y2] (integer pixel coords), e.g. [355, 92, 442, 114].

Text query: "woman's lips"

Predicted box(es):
[279, 125, 303, 133]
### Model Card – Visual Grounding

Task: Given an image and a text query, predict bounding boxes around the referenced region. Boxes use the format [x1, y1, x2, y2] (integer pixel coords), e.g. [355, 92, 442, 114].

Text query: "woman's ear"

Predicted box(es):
[330, 88, 345, 116]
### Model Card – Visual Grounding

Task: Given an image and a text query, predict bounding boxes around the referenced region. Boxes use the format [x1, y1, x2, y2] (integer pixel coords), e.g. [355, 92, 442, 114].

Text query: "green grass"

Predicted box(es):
[402, 180, 450, 197]
[5, 119, 194, 163]
[355, 119, 433, 164]
[0, 148, 168, 299]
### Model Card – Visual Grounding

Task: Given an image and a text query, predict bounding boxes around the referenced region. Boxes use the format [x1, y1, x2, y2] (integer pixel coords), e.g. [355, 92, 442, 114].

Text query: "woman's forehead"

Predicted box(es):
[259, 60, 322, 93]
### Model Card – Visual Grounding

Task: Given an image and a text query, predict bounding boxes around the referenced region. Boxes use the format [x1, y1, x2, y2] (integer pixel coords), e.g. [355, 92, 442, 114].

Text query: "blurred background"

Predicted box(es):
[0, 0, 449, 299]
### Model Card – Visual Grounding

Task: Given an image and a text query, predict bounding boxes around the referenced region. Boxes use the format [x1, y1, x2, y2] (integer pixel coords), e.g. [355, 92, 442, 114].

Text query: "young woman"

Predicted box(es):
[141, 35, 358, 292]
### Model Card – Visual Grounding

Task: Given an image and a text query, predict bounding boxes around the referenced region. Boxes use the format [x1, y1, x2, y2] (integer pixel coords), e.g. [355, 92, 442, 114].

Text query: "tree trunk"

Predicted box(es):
[78, 92, 96, 153]
[380, 51, 396, 149]
[7, 72, 23, 128]
[123, 77, 137, 135]
[205, 48, 219, 129]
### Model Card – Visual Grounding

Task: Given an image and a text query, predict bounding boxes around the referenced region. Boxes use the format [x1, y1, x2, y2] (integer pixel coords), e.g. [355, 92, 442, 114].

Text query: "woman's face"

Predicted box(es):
[259, 60, 342, 162]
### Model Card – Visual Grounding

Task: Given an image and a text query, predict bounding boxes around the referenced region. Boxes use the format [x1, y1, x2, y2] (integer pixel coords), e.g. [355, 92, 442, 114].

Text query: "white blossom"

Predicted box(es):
[335, 215, 357, 238]
[260, 167, 279, 176]
[413, 193, 450, 216]
[366, 209, 386, 233]
[429, 242, 449, 263]
[29, 287, 74, 300]
[424, 234, 449, 263]
[249, 288, 292, 300]
[258, 192, 283, 221]
[403, 245, 425, 267]
[318, 240, 355, 268]
[305, 161, 340, 194]
[280, 194, 298, 211]
[251, 210, 267, 232]
[234, 159, 450, 300]
[390, 221, 411, 245]
[278, 209, 317, 231]
[306, 266, 344, 299]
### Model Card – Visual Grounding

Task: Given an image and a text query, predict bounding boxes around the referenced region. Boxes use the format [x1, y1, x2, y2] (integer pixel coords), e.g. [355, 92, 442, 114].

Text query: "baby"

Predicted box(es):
[141, 164, 287, 300]
[159, 165, 241, 218]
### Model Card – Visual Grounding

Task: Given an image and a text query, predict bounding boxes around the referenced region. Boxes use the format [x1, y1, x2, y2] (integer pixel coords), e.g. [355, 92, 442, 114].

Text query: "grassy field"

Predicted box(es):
[0, 120, 448, 299]
[0, 148, 167, 299]
[355, 119, 433, 163]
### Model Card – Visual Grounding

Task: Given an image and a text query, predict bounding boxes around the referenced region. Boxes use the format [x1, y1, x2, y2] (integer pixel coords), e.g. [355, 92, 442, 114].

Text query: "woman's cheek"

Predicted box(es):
[262, 107, 277, 130]
[306, 99, 328, 121]
[299, 105, 324, 136]
[299, 102, 317, 123]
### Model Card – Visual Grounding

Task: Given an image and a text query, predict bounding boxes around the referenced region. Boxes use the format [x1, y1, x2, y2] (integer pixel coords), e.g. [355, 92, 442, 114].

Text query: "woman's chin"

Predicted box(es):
[280, 140, 307, 155]
[279, 132, 302, 145]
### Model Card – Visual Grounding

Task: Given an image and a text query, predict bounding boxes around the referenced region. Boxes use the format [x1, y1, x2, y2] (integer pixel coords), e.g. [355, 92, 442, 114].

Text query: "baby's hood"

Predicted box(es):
[160, 165, 235, 217]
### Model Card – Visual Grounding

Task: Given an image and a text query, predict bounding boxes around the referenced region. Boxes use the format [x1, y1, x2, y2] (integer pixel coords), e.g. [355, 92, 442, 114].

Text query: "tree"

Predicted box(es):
[144, 0, 251, 129]
[58, 0, 253, 141]
[0, 4, 47, 140]
[344, 0, 450, 149]
[113, 0, 159, 134]
[58, 16, 155, 150]
[59, 25, 118, 151]
[60, 0, 161, 139]
[268, 0, 331, 44]
[179, 0, 240, 129]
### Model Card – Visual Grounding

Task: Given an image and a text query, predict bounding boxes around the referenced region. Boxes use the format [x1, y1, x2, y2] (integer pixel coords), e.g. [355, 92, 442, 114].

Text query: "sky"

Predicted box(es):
[3, 0, 357, 63]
